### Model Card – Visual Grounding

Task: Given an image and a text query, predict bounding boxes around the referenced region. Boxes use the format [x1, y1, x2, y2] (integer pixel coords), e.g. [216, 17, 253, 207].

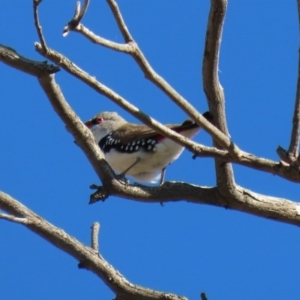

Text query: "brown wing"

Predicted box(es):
[110, 120, 198, 144]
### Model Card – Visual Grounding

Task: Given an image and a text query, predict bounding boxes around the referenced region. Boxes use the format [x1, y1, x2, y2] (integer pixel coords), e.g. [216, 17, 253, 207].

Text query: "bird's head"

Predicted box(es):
[84, 111, 126, 143]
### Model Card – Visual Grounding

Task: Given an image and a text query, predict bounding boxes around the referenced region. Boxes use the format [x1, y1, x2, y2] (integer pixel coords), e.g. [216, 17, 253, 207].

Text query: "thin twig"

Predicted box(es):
[63, 0, 90, 37]
[287, 0, 300, 161]
[91, 222, 100, 252]
[107, 0, 133, 43]
[0, 212, 30, 225]
[33, 0, 47, 50]
[74, 25, 131, 52]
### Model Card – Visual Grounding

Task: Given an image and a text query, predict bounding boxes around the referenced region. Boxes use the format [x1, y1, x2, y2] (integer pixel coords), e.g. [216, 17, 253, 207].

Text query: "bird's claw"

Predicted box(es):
[115, 174, 130, 186]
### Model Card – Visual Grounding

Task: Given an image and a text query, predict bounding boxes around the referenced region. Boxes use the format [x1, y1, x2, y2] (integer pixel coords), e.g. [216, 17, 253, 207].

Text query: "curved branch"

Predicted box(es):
[0, 191, 187, 300]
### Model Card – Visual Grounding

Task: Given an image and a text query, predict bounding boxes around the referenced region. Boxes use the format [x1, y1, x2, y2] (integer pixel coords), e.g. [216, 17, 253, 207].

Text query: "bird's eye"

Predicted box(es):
[95, 116, 103, 124]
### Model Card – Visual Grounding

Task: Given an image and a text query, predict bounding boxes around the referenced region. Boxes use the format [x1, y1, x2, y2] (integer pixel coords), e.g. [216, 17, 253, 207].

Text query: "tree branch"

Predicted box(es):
[287, 0, 300, 161]
[33, 0, 47, 50]
[63, 0, 90, 37]
[91, 222, 100, 252]
[0, 191, 187, 300]
[202, 0, 236, 191]
[0, 43, 59, 76]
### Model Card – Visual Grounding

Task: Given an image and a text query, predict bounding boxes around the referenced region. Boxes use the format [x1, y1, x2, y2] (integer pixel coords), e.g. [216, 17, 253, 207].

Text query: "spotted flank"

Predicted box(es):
[99, 134, 158, 154]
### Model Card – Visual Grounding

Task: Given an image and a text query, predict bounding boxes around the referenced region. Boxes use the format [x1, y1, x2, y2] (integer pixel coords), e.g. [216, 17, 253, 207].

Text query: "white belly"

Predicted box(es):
[105, 138, 185, 183]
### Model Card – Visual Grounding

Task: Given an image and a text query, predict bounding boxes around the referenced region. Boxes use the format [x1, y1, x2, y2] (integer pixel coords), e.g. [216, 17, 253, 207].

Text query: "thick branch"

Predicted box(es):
[89, 181, 300, 227]
[0, 43, 59, 76]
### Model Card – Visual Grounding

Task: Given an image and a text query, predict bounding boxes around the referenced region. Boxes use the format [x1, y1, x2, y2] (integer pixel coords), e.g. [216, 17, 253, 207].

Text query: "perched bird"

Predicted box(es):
[84, 111, 201, 184]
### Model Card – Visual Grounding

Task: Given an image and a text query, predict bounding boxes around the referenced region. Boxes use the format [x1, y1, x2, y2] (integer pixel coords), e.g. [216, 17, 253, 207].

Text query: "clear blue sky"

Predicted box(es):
[1, 1, 300, 299]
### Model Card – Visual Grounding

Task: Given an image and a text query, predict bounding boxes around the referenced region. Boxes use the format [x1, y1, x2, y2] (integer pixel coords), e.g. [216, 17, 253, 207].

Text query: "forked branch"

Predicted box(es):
[0, 191, 187, 300]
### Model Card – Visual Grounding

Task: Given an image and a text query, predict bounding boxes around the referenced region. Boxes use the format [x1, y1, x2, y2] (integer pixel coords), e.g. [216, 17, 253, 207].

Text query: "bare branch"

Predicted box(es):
[37, 73, 116, 187]
[63, 0, 90, 37]
[107, 0, 133, 43]
[0, 44, 59, 76]
[0, 191, 187, 300]
[285, 0, 300, 160]
[89, 181, 300, 227]
[33, 0, 47, 50]
[202, 0, 235, 191]
[91, 222, 100, 252]
[74, 25, 131, 52]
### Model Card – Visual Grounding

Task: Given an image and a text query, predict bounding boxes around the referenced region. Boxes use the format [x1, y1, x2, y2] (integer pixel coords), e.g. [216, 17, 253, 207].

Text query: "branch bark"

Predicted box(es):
[202, 0, 236, 193]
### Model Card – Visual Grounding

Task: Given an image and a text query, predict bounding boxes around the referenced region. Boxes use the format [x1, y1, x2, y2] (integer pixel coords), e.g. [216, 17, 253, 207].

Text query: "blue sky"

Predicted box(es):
[1, 1, 300, 299]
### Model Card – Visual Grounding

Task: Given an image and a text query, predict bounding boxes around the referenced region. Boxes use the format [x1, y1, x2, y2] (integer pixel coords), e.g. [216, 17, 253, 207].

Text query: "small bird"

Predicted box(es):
[84, 111, 201, 184]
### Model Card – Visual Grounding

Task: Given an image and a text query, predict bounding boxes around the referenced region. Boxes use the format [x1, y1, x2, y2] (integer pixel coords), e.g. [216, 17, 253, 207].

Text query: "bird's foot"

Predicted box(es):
[89, 184, 109, 204]
[115, 174, 130, 186]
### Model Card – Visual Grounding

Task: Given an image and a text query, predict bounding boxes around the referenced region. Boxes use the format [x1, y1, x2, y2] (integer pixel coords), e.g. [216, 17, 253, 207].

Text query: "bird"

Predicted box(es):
[84, 111, 201, 184]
